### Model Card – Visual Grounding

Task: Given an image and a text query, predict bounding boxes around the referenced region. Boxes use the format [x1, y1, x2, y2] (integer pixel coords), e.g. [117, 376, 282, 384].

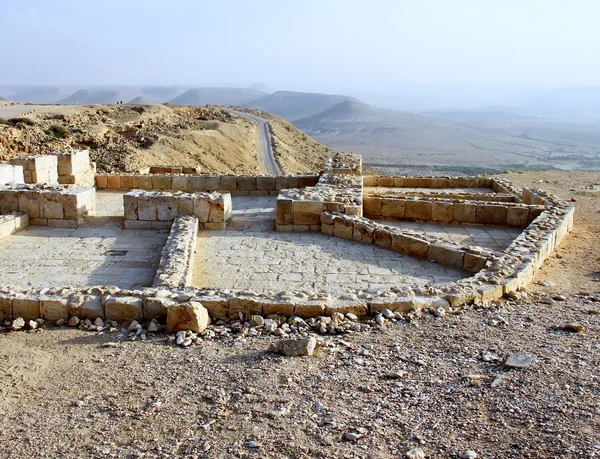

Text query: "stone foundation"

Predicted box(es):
[10, 155, 58, 184]
[0, 212, 29, 239]
[123, 190, 232, 230]
[52, 150, 96, 186]
[0, 184, 95, 227]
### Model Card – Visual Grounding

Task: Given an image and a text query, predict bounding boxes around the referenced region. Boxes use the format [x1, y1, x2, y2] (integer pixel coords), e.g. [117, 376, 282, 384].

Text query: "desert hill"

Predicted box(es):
[246, 91, 358, 121]
[0, 103, 330, 174]
[58, 88, 147, 105]
[170, 88, 266, 107]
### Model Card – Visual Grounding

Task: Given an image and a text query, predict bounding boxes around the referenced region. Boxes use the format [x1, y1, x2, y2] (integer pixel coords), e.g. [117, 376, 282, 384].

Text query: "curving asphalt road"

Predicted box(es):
[227, 109, 282, 175]
[0, 104, 45, 118]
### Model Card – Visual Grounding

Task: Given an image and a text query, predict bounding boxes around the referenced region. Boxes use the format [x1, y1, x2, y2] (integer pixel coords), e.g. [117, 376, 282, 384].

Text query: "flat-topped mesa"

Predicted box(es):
[123, 189, 232, 230]
[325, 152, 362, 176]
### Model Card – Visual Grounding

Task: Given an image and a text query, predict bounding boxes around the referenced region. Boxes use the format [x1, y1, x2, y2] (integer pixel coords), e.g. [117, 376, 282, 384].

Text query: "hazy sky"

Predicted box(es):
[1, 0, 599, 95]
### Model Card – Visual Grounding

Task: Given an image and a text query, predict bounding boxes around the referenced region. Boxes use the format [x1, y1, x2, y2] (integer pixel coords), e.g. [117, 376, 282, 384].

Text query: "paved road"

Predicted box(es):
[0, 104, 45, 118]
[227, 109, 282, 175]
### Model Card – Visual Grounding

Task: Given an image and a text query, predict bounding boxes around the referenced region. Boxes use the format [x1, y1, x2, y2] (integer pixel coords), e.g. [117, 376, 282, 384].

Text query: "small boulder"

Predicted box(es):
[504, 353, 534, 369]
[11, 317, 25, 331]
[276, 336, 317, 357]
[166, 302, 210, 334]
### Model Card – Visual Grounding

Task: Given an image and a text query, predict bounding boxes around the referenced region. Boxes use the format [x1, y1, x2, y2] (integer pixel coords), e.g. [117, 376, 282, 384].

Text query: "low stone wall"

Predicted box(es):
[321, 211, 490, 272]
[52, 150, 95, 186]
[363, 175, 493, 188]
[153, 216, 198, 288]
[95, 173, 319, 195]
[0, 212, 29, 239]
[0, 184, 95, 227]
[148, 166, 199, 174]
[363, 195, 544, 227]
[0, 164, 25, 185]
[123, 190, 231, 230]
[276, 153, 363, 231]
[364, 189, 517, 203]
[9, 155, 58, 184]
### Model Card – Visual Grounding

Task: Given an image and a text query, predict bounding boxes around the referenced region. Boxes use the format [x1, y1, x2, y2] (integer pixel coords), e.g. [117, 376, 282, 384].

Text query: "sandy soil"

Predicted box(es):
[500, 171, 600, 293]
[0, 104, 330, 174]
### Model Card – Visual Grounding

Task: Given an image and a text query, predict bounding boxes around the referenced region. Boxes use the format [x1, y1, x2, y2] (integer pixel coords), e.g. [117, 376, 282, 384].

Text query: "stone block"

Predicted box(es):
[293, 201, 323, 225]
[393, 177, 405, 187]
[41, 298, 69, 321]
[120, 175, 133, 190]
[381, 198, 405, 218]
[194, 297, 229, 319]
[431, 201, 454, 223]
[107, 175, 121, 189]
[96, 175, 108, 189]
[132, 175, 152, 189]
[325, 302, 368, 316]
[294, 301, 326, 318]
[391, 233, 429, 258]
[124, 220, 153, 229]
[362, 176, 377, 186]
[263, 301, 295, 317]
[104, 296, 143, 322]
[178, 195, 195, 215]
[152, 175, 172, 190]
[68, 294, 104, 319]
[377, 176, 394, 187]
[369, 296, 415, 313]
[171, 175, 191, 191]
[138, 199, 157, 221]
[257, 176, 277, 191]
[321, 223, 334, 235]
[123, 193, 138, 220]
[507, 206, 529, 227]
[203, 222, 226, 230]
[476, 204, 507, 225]
[275, 176, 289, 190]
[463, 253, 487, 272]
[41, 194, 64, 219]
[454, 202, 477, 223]
[276, 198, 293, 225]
[432, 177, 450, 188]
[229, 297, 263, 318]
[333, 219, 354, 239]
[0, 295, 12, 320]
[363, 196, 382, 216]
[428, 244, 465, 268]
[353, 222, 373, 244]
[13, 297, 40, 320]
[151, 221, 173, 230]
[155, 196, 179, 221]
[194, 196, 211, 222]
[204, 176, 220, 190]
[166, 301, 210, 333]
[373, 229, 392, 248]
[18, 193, 41, 218]
[405, 200, 432, 221]
[324, 202, 344, 212]
[144, 297, 176, 320]
[219, 176, 237, 190]
[237, 176, 256, 190]
[190, 175, 206, 190]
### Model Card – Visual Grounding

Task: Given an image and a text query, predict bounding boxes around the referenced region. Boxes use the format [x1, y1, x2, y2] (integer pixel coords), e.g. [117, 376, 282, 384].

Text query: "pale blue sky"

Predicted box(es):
[1, 0, 598, 96]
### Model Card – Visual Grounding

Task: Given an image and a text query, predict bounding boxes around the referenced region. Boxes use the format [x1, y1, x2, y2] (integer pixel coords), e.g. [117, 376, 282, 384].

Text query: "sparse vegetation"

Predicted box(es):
[47, 124, 71, 138]
[0, 117, 36, 126]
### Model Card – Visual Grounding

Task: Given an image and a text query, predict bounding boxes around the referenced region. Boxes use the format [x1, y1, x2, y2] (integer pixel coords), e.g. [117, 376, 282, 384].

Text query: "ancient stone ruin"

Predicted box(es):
[0, 150, 574, 327]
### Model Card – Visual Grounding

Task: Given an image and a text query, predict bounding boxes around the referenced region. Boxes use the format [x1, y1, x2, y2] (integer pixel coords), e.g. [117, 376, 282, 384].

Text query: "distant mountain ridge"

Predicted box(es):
[170, 87, 266, 106]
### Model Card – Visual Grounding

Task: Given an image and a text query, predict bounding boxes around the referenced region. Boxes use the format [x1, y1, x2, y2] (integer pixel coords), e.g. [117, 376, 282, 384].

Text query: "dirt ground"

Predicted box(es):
[0, 104, 329, 175]
[0, 172, 598, 458]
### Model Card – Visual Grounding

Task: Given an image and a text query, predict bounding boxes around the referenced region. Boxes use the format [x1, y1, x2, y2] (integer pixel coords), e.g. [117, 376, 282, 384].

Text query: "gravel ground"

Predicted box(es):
[0, 291, 598, 459]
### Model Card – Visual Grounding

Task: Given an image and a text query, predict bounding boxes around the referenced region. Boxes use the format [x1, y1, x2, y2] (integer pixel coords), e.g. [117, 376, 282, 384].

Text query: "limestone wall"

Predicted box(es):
[123, 190, 232, 230]
[0, 184, 95, 227]
[9, 155, 58, 184]
[363, 195, 543, 227]
[0, 212, 29, 239]
[52, 150, 96, 186]
[153, 216, 198, 288]
[0, 164, 25, 185]
[95, 173, 319, 195]
[363, 175, 493, 188]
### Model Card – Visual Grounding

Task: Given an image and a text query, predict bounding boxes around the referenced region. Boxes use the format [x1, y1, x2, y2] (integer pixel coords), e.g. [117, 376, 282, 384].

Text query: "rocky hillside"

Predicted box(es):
[0, 104, 331, 174]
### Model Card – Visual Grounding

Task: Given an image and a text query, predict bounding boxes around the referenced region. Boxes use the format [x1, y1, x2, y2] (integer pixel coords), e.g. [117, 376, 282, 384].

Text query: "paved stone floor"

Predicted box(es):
[0, 223, 167, 290]
[372, 219, 521, 251]
[193, 196, 469, 293]
[364, 186, 495, 194]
